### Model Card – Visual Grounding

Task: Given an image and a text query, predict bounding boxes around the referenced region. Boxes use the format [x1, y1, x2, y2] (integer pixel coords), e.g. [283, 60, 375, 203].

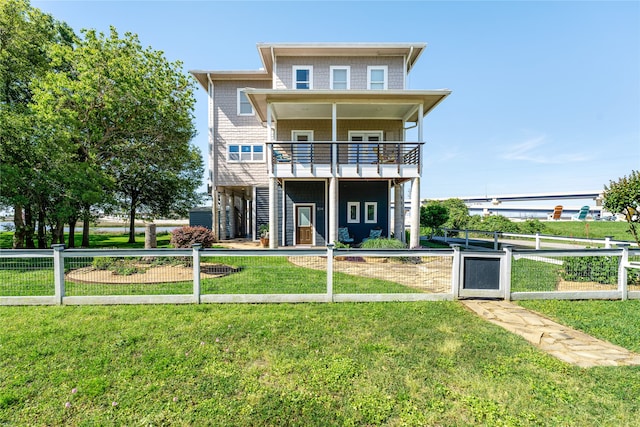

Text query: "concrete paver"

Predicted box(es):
[460, 299, 640, 367]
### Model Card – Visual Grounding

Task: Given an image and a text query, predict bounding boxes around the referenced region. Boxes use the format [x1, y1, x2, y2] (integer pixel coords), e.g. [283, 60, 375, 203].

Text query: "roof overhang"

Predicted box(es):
[257, 42, 426, 75]
[189, 70, 271, 90]
[244, 89, 451, 122]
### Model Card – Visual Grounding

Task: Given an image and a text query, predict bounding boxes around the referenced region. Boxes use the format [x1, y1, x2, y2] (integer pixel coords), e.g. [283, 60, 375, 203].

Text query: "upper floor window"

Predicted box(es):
[293, 66, 313, 89]
[237, 89, 253, 116]
[330, 66, 350, 90]
[367, 66, 388, 90]
[228, 144, 264, 162]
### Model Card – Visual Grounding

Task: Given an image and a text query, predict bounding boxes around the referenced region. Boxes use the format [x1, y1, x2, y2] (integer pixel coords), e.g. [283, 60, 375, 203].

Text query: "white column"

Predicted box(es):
[410, 177, 420, 248]
[329, 177, 337, 244]
[269, 177, 278, 249]
[220, 191, 228, 240]
[228, 191, 235, 239]
[394, 183, 405, 243]
[211, 190, 219, 241]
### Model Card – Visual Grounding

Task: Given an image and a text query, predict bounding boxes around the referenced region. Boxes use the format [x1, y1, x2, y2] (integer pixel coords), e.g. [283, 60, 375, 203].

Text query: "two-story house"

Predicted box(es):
[191, 43, 450, 248]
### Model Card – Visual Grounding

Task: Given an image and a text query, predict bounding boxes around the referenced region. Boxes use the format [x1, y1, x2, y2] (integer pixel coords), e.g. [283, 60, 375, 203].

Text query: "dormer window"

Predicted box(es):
[367, 66, 388, 90]
[293, 66, 313, 89]
[330, 66, 350, 90]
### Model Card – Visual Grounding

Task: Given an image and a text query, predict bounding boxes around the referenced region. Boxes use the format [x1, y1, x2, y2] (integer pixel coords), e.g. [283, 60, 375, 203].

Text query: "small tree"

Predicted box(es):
[603, 170, 640, 245]
[420, 202, 449, 238]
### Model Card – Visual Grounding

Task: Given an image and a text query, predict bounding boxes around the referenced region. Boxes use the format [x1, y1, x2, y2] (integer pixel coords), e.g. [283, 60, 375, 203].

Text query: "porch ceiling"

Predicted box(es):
[244, 89, 451, 123]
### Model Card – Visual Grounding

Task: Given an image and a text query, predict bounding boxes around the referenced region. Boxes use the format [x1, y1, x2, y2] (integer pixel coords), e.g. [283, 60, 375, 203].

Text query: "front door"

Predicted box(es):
[295, 205, 314, 245]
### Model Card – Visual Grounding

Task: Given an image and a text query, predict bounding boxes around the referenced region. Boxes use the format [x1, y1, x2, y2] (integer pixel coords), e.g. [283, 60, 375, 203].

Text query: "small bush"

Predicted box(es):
[562, 256, 618, 285]
[91, 257, 146, 276]
[170, 226, 216, 248]
[360, 238, 407, 249]
[92, 257, 117, 270]
[332, 241, 350, 249]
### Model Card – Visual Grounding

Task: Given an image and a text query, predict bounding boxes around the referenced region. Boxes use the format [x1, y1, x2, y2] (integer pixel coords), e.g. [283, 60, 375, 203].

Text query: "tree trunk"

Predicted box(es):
[12, 204, 25, 249]
[37, 205, 46, 248]
[81, 205, 90, 247]
[67, 217, 77, 248]
[54, 218, 65, 245]
[24, 204, 35, 249]
[128, 203, 137, 244]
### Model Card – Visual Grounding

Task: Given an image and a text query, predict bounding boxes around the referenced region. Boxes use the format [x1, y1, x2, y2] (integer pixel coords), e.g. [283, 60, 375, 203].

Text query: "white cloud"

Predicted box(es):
[500, 136, 591, 164]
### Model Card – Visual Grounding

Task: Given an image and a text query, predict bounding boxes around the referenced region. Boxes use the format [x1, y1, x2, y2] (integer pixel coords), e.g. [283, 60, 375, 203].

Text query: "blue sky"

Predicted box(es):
[33, 0, 640, 201]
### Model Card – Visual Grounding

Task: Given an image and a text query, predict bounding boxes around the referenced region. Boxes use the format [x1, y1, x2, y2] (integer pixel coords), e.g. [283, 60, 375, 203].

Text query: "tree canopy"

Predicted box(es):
[603, 170, 640, 245]
[1, 0, 204, 247]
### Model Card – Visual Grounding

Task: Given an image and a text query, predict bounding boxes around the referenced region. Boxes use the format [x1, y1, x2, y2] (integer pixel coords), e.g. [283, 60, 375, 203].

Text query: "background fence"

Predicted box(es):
[0, 244, 638, 305]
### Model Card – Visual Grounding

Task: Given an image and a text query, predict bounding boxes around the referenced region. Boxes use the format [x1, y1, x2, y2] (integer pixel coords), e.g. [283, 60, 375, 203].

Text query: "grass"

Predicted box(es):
[542, 221, 633, 242]
[0, 231, 172, 249]
[1, 302, 639, 426]
[518, 300, 640, 353]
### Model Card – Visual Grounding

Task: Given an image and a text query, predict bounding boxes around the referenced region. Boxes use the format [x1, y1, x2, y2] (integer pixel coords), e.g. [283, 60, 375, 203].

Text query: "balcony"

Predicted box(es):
[267, 141, 422, 179]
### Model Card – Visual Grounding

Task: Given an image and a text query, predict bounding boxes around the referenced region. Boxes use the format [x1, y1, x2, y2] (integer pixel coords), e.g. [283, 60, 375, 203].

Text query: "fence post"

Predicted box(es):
[465, 229, 469, 248]
[326, 243, 334, 301]
[451, 244, 461, 300]
[503, 245, 513, 301]
[604, 236, 612, 249]
[444, 229, 448, 243]
[493, 231, 499, 250]
[535, 233, 541, 250]
[192, 244, 202, 304]
[52, 244, 65, 305]
[618, 244, 629, 301]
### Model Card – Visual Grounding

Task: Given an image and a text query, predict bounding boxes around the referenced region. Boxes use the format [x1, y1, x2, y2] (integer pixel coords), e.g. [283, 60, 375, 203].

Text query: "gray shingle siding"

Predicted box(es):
[213, 80, 271, 187]
[274, 56, 405, 90]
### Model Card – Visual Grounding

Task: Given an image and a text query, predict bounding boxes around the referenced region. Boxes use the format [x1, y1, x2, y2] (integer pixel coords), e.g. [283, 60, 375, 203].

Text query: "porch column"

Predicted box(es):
[269, 177, 278, 248]
[329, 103, 338, 244]
[394, 182, 405, 243]
[220, 192, 228, 240]
[410, 177, 420, 248]
[228, 191, 236, 239]
[329, 177, 337, 244]
[211, 190, 219, 241]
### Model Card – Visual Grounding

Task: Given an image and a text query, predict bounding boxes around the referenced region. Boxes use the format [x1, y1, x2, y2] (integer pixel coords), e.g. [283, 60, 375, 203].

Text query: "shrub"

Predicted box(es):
[92, 257, 116, 270]
[360, 238, 407, 249]
[562, 256, 618, 285]
[517, 219, 546, 234]
[170, 226, 216, 248]
[91, 257, 146, 276]
[332, 241, 350, 249]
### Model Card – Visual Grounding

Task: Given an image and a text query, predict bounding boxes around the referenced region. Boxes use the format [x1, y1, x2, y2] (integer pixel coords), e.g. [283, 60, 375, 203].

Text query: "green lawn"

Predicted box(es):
[542, 221, 633, 242]
[1, 302, 639, 426]
[0, 231, 172, 249]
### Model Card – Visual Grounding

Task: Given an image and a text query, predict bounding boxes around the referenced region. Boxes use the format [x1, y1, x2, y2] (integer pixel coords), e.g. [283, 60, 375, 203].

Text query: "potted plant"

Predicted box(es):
[258, 224, 269, 247]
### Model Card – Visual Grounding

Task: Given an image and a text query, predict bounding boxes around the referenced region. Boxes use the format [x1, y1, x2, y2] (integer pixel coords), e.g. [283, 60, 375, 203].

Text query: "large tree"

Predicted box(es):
[603, 170, 640, 245]
[0, 0, 74, 248]
[33, 27, 202, 244]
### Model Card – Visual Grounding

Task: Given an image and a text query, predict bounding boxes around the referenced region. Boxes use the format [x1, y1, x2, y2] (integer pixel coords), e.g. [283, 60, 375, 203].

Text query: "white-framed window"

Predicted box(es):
[367, 66, 388, 90]
[237, 89, 254, 116]
[330, 66, 350, 90]
[228, 144, 264, 162]
[364, 202, 378, 223]
[347, 202, 360, 223]
[293, 66, 313, 89]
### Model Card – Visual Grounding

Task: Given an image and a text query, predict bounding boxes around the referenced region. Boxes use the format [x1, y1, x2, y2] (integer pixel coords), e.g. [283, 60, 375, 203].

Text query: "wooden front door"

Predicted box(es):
[295, 205, 313, 245]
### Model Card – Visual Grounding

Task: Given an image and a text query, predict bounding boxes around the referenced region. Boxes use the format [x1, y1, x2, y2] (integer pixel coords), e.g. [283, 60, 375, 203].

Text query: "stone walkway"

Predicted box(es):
[460, 300, 640, 368]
